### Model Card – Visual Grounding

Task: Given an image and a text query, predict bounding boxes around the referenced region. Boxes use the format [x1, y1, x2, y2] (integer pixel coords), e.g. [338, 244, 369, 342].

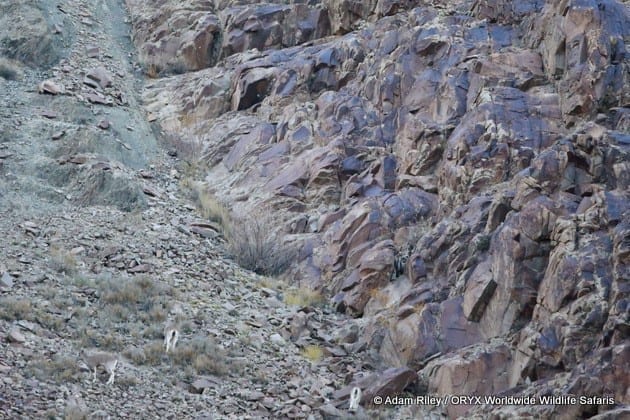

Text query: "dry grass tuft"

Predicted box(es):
[171, 337, 229, 376]
[0, 297, 34, 321]
[283, 288, 323, 307]
[124, 341, 163, 366]
[145, 63, 159, 79]
[99, 275, 164, 307]
[50, 247, 78, 275]
[368, 287, 390, 307]
[301, 345, 324, 363]
[77, 327, 124, 351]
[64, 404, 89, 420]
[26, 355, 80, 383]
[194, 187, 231, 230]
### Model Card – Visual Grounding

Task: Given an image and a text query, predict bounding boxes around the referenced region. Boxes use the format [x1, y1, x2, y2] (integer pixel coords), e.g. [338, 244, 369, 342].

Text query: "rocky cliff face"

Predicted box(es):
[135, 0, 629, 417]
[1, 0, 628, 418]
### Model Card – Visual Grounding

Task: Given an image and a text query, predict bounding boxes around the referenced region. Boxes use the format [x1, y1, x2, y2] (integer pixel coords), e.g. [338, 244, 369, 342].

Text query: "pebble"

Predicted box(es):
[7, 328, 26, 343]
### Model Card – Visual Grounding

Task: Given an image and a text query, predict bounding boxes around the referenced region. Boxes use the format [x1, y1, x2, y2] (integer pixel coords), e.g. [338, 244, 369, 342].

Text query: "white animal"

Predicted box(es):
[80, 350, 118, 385]
[349, 387, 362, 412]
[163, 322, 180, 353]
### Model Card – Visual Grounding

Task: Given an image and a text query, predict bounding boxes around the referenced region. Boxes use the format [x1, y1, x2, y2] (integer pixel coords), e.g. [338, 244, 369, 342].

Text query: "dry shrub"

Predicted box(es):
[145, 63, 159, 79]
[0, 297, 33, 320]
[301, 345, 324, 363]
[171, 337, 229, 376]
[284, 288, 323, 307]
[100, 275, 163, 306]
[26, 355, 80, 383]
[64, 404, 89, 420]
[226, 208, 296, 276]
[125, 342, 163, 366]
[77, 327, 123, 351]
[50, 247, 78, 275]
[193, 187, 231, 230]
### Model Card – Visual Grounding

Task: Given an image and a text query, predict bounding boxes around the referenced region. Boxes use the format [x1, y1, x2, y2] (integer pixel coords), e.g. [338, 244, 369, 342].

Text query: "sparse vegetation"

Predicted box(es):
[171, 336, 230, 376]
[50, 247, 78, 275]
[99, 275, 163, 306]
[193, 186, 231, 230]
[0, 297, 34, 321]
[283, 288, 323, 307]
[142, 324, 166, 340]
[301, 345, 324, 363]
[26, 355, 80, 383]
[368, 287, 390, 308]
[64, 404, 89, 420]
[63, 275, 176, 351]
[77, 326, 124, 351]
[226, 208, 297, 276]
[124, 341, 163, 366]
[145, 62, 159, 79]
[473, 234, 491, 252]
[37, 312, 64, 332]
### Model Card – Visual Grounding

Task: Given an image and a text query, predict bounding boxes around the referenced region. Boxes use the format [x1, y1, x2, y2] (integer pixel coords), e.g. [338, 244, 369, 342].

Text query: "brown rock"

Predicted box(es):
[189, 378, 218, 394]
[38, 79, 64, 95]
[128, 263, 151, 273]
[362, 367, 418, 406]
[85, 67, 113, 89]
[7, 328, 26, 343]
[424, 342, 513, 419]
[462, 260, 497, 322]
[126, 0, 221, 74]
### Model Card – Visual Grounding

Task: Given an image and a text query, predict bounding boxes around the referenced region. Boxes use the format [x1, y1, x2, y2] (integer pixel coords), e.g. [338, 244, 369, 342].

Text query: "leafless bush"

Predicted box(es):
[226, 208, 296, 276]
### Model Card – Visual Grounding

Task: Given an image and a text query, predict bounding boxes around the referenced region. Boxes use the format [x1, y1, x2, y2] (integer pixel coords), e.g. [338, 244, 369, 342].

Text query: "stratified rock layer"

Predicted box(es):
[134, 0, 629, 417]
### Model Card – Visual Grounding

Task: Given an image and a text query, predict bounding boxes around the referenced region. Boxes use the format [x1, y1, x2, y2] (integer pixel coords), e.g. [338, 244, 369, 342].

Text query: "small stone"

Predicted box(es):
[97, 119, 110, 130]
[128, 263, 151, 273]
[38, 80, 64, 95]
[318, 403, 344, 417]
[85, 92, 113, 105]
[244, 390, 265, 401]
[86, 45, 100, 58]
[142, 185, 159, 197]
[86, 67, 113, 89]
[41, 110, 59, 119]
[189, 378, 216, 394]
[8, 328, 26, 343]
[270, 333, 285, 345]
[70, 246, 85, 255]
[52, 130, 66, 140]
[1, 272, 14, 289]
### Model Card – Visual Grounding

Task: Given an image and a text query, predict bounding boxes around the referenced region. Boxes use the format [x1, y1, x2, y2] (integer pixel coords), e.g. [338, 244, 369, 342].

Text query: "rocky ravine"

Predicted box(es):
[1, 0, 629, 420]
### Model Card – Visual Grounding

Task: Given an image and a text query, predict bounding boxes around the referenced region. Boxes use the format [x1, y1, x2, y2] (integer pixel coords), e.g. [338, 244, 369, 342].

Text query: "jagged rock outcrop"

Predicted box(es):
[134, 0, 630, 417]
